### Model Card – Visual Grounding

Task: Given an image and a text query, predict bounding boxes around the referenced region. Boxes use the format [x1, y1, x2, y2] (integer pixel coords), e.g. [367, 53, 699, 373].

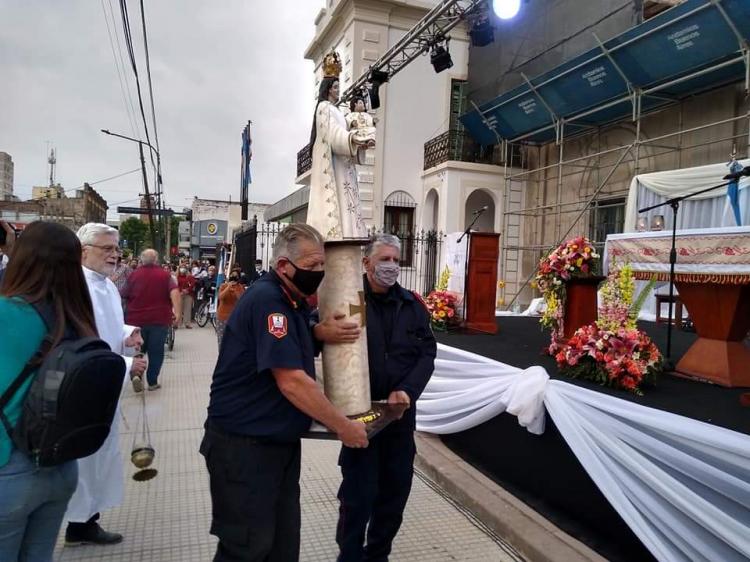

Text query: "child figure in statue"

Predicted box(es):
[306, 51, 376, 240]
[346, 97, 377, 149]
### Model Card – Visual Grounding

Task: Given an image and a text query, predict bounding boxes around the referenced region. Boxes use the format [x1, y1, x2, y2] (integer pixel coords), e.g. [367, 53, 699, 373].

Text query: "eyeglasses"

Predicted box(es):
[87, 244, 122, 255]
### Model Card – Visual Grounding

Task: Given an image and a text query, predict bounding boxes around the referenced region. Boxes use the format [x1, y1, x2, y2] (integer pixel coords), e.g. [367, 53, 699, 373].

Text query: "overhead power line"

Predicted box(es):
[138, 0, 161, 161]
[117, 0, 157, 175]
[100, 0, 139, 138]
[62, 168, 142, 194]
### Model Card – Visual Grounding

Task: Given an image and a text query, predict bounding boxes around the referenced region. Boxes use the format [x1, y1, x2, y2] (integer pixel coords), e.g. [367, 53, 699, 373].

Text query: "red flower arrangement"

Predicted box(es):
[555, 324, 661, 394]
[424, 290, 458, 331]
[553, 261, 663, 394]
[535, 236, 600, 344]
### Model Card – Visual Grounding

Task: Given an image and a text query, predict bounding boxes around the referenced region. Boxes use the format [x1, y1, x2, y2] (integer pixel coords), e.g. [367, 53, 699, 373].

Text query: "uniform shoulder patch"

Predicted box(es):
[267, 312, 288, 339]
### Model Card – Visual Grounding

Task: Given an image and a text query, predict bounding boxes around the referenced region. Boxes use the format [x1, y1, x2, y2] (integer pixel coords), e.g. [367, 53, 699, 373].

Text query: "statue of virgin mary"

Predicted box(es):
[306, 51, 376, 240]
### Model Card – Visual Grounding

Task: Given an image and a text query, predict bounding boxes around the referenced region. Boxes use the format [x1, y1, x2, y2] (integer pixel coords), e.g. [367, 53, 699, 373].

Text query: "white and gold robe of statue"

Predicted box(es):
[65, 267, 136, 523]
[307, 100, 374, 240]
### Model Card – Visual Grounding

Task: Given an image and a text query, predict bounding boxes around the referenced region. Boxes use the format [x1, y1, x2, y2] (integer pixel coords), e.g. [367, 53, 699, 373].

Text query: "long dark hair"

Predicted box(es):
[0, 221, 97, 344]
[309, 77, 340, 146]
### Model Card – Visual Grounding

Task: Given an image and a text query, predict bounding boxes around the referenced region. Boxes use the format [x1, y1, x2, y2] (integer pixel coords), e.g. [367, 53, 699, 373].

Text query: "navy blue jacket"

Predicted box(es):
[362, 276, 436, 430]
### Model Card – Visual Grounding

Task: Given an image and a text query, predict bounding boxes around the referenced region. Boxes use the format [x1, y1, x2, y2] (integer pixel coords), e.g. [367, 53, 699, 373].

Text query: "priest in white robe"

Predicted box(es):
[307, 52, 375, 240]
[63, 223, 147, 546]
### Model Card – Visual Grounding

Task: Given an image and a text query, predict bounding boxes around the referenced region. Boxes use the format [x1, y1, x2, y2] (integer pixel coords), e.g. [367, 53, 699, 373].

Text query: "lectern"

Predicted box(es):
[463, 232, 500, 334]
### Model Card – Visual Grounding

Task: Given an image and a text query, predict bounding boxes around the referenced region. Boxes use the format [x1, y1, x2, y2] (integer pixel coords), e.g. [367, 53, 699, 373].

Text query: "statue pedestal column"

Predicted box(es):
[318, 239, 371, 416]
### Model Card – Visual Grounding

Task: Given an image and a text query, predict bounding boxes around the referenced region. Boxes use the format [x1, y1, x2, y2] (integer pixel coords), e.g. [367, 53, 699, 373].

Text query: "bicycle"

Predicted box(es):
[195, 299, 217, 329]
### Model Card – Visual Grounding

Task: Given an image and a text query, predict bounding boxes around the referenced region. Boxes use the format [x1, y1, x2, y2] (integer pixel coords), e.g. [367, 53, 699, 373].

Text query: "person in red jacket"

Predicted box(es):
[177, 266, 197, 329]
[122, 249, 181, 390]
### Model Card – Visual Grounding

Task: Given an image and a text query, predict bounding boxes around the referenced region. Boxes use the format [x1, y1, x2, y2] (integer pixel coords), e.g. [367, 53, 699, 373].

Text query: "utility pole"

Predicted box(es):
[137, 142, 158, 251]
[102, 129, 163, 255]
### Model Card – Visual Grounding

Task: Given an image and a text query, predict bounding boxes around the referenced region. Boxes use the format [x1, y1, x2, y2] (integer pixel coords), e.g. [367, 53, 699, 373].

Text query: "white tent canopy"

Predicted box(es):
[624, 159, 750, 232]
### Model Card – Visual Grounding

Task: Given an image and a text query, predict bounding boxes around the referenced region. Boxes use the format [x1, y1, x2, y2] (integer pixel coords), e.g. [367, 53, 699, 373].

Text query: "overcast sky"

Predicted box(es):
[0, 1, 323, 216]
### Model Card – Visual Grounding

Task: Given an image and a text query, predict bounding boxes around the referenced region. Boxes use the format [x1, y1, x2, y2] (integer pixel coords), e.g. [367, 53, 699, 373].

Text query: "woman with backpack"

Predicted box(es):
[0, 221, 99, 561]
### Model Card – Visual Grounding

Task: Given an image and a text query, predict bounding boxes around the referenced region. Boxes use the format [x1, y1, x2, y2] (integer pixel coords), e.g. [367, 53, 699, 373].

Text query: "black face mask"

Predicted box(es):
[284, 259, 325, 296]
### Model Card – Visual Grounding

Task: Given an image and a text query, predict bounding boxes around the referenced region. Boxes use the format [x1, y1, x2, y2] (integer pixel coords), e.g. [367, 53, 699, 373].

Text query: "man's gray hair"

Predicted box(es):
[364, 234, 401, 257]
[77, 223, 119, 246]
[271, 223, 324, 267]
[141, 249, 159, 265]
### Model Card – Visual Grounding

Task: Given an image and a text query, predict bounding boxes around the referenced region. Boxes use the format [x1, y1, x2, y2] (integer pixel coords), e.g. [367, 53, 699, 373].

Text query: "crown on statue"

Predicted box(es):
[322, 50, 342, 78]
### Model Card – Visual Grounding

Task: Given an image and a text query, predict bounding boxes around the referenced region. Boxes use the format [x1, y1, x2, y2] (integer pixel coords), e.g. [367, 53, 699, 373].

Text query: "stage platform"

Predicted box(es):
[434, 317, 749, 562]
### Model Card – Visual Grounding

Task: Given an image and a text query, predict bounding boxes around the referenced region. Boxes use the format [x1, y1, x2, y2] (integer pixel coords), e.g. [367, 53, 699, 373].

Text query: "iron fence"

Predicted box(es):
[233, 220, 444, 296]
[423, 129, 514, 170]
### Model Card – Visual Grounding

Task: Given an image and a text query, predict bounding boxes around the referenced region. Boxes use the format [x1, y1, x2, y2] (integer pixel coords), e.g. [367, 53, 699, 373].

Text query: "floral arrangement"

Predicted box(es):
[554, 324, 661, 394]
[425, 266, 458, 330]
[554, 262, 662, 394]
[424, 290, 458, 330]
[535, 236, 600, 343]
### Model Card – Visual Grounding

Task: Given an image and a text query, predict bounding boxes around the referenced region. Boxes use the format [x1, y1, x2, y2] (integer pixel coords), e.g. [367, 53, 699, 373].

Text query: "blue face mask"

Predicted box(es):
[374, 262, 400, 287]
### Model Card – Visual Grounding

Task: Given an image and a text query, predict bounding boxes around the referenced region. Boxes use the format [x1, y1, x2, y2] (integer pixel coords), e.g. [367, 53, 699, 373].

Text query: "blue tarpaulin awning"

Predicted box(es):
[461, 0, 750, 145]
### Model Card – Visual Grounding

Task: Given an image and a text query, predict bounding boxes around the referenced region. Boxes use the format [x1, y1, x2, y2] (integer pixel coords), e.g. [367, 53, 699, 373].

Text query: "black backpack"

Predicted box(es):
[0, 301, 126, 467]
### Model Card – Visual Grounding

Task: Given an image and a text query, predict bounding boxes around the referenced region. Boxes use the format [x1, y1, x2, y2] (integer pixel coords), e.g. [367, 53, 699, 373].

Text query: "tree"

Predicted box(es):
[119, 217, 148, 255]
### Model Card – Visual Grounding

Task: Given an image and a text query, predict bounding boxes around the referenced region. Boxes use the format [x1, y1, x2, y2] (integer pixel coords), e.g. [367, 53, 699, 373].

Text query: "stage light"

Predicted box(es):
[493, 0, 521, 19]
[470, 16, 494, 47]
[430, 42, 453, 73]
[368, 69, 389, 109]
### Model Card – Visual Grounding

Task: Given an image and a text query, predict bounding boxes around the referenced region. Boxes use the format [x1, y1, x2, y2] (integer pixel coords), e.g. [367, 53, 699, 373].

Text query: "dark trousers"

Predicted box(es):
[199, 424, 301, 562]
[336, 429, 416, 562]
[140, 325, 168, 386]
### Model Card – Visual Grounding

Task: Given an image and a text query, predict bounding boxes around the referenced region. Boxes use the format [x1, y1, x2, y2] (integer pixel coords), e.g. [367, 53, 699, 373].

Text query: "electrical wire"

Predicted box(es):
[100, 0, 140, 138]
[117, 0, 157, 175]
[138, 0, 162, 185]
[137, 0, 166, 239]
[61, 168, 142, 194]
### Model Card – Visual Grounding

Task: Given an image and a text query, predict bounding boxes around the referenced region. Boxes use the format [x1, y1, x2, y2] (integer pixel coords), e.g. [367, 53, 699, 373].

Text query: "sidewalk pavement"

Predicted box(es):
[54, 325, 524, 562]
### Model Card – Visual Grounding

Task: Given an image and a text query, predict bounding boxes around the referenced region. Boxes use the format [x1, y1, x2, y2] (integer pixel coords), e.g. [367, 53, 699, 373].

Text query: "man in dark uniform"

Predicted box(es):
[200, 223, 369, 562]
[319, 234, 437, 562]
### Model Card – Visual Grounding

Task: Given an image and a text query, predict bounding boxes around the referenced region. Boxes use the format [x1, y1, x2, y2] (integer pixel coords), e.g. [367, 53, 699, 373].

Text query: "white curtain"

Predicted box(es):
[417, 344, 549, 435]
[624, 159, 750, 232]
[417, 344, 750, 561]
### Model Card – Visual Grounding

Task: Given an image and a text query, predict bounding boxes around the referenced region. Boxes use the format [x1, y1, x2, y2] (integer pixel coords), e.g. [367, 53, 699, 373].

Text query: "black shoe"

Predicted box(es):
[65, 523, 123, 546]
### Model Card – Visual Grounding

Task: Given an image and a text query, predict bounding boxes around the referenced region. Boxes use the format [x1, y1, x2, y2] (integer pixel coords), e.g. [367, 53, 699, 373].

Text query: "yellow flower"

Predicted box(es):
[497, 280, 506, 289]
[438, 311, 446, 318]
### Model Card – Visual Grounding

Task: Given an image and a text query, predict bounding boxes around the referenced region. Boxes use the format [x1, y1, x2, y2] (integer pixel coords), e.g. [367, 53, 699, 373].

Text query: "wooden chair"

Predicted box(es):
[655, 293, 683, 329]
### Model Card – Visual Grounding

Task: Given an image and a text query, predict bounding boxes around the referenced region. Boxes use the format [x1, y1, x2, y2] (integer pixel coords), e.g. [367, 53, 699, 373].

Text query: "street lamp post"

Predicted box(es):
[101, 129, 165, 256]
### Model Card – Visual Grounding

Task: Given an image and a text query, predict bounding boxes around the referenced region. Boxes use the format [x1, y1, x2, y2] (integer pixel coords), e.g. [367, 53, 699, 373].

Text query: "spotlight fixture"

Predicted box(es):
[430, 41, 453, 73]
[368, 69, 390, 109]
[493, 0, 521, 19]
[470, 16, 494, 47]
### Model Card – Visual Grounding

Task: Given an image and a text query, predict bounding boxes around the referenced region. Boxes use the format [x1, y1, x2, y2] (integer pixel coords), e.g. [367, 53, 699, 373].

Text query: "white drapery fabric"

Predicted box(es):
[416, 344, 549, 435]
[416, 344, 750, 561]
[624, 159, 750, 232]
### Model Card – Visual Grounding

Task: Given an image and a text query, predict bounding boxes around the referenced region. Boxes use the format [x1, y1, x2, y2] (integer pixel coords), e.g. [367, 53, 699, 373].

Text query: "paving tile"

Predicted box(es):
[55, 325, 523, 562]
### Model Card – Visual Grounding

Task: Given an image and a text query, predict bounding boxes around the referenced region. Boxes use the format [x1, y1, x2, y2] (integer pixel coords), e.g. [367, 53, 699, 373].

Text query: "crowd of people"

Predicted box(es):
[0, 220, 435, 562]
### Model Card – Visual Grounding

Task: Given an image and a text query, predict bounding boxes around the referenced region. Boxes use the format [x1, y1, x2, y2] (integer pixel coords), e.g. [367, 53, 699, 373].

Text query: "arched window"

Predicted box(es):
[384, 191, 417, 266]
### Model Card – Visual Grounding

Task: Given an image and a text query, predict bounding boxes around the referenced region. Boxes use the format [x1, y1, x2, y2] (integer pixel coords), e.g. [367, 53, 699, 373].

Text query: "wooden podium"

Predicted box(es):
[463, 232, 500, 334]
